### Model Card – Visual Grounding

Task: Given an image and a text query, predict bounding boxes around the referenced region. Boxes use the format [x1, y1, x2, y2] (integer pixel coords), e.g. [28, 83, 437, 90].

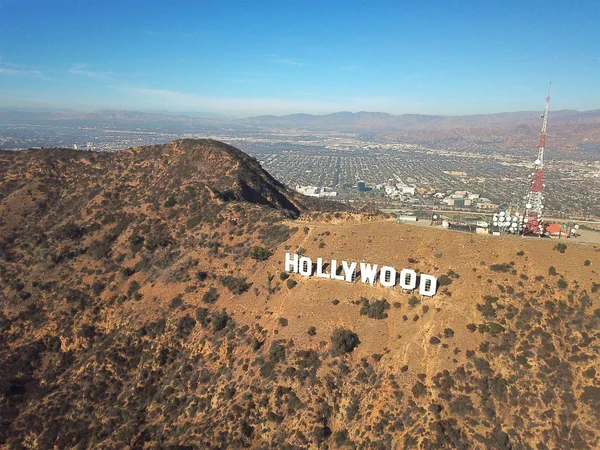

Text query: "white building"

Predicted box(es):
[295, 185, 337, 198]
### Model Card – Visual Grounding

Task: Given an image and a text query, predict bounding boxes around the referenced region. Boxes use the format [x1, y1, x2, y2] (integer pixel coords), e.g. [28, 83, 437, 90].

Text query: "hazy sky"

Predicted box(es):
[1, 0, 598, 116]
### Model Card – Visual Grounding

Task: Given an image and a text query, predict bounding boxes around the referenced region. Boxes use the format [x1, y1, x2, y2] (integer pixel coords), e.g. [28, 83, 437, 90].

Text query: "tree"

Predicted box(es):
[331, 328, 360, 354]
[249, 246, 271, 261]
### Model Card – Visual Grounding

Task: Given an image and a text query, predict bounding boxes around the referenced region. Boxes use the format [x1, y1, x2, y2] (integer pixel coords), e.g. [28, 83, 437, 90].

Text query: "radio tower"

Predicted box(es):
[522, 83, 551, 236]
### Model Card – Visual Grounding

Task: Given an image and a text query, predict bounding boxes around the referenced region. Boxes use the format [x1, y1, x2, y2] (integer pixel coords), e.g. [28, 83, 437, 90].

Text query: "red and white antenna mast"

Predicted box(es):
[523, 83, 551, 236]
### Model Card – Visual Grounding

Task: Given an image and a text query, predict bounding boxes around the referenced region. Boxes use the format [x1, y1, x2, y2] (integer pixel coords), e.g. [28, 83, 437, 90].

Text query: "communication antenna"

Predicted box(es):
[522, 83, 551, 236]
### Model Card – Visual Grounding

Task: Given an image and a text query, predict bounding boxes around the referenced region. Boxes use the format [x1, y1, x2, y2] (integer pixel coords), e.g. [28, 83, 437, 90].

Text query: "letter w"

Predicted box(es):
[360, 263, 378, 285]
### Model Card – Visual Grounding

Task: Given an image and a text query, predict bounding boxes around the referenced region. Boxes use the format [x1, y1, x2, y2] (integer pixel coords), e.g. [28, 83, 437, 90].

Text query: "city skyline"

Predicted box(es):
[1, 0, 599, 116]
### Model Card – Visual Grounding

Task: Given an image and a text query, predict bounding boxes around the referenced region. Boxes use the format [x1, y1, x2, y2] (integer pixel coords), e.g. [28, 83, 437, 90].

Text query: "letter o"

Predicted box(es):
[299, 257, 313, 276]
[379, 266, 397, 287]
[419, 274, 438, 296]
[399, 269, 417, 290]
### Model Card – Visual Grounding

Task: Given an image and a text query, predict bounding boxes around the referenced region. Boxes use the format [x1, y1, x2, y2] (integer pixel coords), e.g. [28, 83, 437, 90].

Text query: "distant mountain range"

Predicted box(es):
[240, 109, 600, 131]
[2, 108, 599, 129]
[1, 108, 599, 151]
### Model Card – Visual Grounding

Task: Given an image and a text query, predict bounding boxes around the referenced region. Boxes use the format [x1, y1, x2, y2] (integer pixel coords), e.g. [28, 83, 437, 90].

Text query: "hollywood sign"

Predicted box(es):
[285, 253, 438, 296]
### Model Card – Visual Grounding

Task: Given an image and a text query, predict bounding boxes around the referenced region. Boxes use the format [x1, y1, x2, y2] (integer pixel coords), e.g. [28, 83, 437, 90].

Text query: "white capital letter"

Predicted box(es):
[379, 266, 397, 287]
[360, 263, 378, 285]
[285, 252, 298, 272]
[299, 256, 313, 277]
[342, 260, 357, 283]
[399, 269, 417, 290]
[419, 274, 438, 296]
[316, 258, 330, 279]
[330, 260, 346, 280]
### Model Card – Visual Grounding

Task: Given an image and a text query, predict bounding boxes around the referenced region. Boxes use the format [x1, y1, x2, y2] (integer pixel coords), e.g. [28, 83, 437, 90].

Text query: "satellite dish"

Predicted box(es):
[433, 215, 438, 219]
[526, 203, 532, 209]
[500, 211, 505, 216]
[535, 159, 541, 165]
[524, 218, 529, 223]
[540, 205, 544, 209]
[574, 224, 579, 229]
[493, 221, 498, 226]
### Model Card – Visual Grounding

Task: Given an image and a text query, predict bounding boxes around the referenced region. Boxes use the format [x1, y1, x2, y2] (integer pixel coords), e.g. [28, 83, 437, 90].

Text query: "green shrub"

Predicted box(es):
[286, 279, 297, 289]
[488, 322, 505, 335]
[554, 243, 567, 253]
[557, 279, 568, 289]
[212, 310, 231, 332]
[186, 215, 202, 229]
[334, 430, 349, 446]
[269, 342, 286, 363]
[307, 326, 317, 336]
[490, 263, 511, 273]
[163, 195, 177, 208]
[127, 280, 141, 297]
[169, 295, 183, 309]
[196, 270, 208, 281]
[408, 296, 420, 307]
[55, 222, 85, 240]
[477, 302, 496, 319]
[330, 328, 360, 354]
[249, 246, 271, 261]
[220, 275, 251, 295]
[202, 287, 219, 304]
[359, 298, 390, 320]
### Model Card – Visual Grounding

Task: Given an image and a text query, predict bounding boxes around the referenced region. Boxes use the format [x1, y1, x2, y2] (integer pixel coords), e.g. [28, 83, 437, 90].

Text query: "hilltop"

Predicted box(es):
[0, 140, 599, 449]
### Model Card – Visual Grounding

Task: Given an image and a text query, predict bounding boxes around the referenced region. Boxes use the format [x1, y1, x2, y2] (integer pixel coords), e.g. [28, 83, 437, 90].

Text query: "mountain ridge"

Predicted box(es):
[0, 139, 599, 449]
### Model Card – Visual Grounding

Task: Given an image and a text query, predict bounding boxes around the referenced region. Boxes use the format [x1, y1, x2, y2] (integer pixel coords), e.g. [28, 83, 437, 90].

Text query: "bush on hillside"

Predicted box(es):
[249, 246, 271, 261]
[220, 275, 251, 295]
[331, 328, 360, 355]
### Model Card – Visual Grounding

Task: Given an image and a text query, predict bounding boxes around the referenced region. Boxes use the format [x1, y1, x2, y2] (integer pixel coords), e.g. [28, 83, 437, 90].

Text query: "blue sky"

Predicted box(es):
[1, 0, 598, 116]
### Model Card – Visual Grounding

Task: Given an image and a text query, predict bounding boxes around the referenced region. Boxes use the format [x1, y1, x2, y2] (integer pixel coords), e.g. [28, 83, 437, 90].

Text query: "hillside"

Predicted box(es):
[0, 140, 599, 449]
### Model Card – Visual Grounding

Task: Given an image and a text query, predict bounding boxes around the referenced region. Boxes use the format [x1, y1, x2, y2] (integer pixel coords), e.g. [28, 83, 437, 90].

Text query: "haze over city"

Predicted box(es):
[1, 0, 599, 116]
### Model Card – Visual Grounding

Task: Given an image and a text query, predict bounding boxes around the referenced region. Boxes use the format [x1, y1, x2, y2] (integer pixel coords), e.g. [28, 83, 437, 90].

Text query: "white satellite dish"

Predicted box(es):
[574, 224, 579, 229]
[433, 215, 438, 219]
[524, 218, 529, 223]
[500, 211, 505, 216]
[535, 159, 541, 165]
[526, 203, 532, 209]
